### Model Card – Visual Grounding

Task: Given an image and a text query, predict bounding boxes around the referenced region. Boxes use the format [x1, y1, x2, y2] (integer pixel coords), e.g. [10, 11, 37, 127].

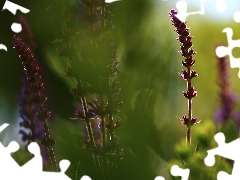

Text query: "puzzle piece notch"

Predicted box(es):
[0, 124, 73, 180]
[171, 165, 190, 180]
[205, 132, 240, 163]
[0, 124, 21, 174]
[0, 1, 30, 51]
[204, 132, 225, 166]
[21, 142, 42, 173]
[204, 132, 240, 179]
[2, 0, 29, 33]
[20, 142, 73, 180]
[2, 0, 30, 15]
[33, 160, 71, 180]
[175, 0, 227, 22]
[176, 0, 204, 22]
[217, 171, 236, 180]
[154, 164, 190, 180]
[215, 27, 240, 78]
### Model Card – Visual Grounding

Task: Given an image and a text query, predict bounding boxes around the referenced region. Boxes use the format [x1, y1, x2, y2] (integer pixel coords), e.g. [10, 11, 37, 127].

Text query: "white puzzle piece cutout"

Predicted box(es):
[154, 164, 190, 180]
[204, 132, 240, 180]
[1, 1, 30, 51]
[0, 123, 81, 180]
[176, 0, 205, 22]
[171, 165, 190, 180]
[2, 0, 30, 15]
[176, 0, 227, 22]
[20, 142, 43, 174]
[215, 28, 240, 78]
[0, 141, 20, 173]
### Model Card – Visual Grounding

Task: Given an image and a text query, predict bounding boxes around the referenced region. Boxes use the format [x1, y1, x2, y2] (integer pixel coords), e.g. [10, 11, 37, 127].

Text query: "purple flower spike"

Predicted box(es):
[13, 35, 58, 171]
[170, 9, 199, 145]
[18, 79, 46, 154]
[214, 55, 240, 133]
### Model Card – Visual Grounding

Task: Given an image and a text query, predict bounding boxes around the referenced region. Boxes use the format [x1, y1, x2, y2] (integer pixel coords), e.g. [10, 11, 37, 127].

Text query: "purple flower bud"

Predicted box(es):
[179, 116, 199, 126]
[183, 87, 197, 99]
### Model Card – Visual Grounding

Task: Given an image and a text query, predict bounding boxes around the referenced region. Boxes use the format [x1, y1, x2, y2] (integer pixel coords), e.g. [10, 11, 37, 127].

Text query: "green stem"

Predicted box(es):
[186, 127, 191, 146]
[187, 66, 192, 145]
[100, 96, 107, 149]
[58, 4, 102, 175]
[80, 94, 102, 176]
[40, 106, 59, 172]
[109, 113, 114, 139]
[100, 96, 109, 179]
[80, 95, 96, 146]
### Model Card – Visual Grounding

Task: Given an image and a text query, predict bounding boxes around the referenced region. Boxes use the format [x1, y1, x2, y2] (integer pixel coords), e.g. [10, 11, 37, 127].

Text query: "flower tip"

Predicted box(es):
[170, 9, 177, 15]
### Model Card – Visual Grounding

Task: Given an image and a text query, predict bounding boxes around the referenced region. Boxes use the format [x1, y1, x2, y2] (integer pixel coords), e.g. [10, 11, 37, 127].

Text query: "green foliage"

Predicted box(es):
[2, 0, 240, 179]
[168, 119, 238, 180]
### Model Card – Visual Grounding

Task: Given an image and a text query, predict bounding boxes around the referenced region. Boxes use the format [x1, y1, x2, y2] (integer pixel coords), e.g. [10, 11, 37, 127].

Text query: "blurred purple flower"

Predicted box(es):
[74, 102, 101, 141]
[13, 35, 57, 170]
[18, 74, 49, 164]
[214, 56, 236, 124]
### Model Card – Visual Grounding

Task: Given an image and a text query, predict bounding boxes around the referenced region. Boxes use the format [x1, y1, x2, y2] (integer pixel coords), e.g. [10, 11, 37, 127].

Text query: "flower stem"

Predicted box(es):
[186, 127, 191, 146]
[81, 95, 96, 146]
[100, 95, 109, 180]
[187, 66, 192, 145]
[80, 94, 102, 176]
[41, 116, 58, 171]
[57, 2, 102, 174]
[169, 9, 200, 145]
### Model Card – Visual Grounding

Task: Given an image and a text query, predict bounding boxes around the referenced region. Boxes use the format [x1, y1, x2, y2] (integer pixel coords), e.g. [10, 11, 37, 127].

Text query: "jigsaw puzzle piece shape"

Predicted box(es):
[2, 0, 30, 15]
[204, 132, 237, 166]
[170, 165, 190, 180]
[205, 132, 240, 179]
[215, 28, 240, 78]
[0, 141, 23, 180]
[21, 142, 43, 173]
[39, 160, 71, 180]
[204, 151, 216, 167]
[217, 161, 240, 180]
[176, 0, 205, 22]
[0, 124, 22, 178]
[20, 159, 71, 180]
[0, 141, 20, 172]
[176, 0, 227, 22]
[217, 171, 236, 180]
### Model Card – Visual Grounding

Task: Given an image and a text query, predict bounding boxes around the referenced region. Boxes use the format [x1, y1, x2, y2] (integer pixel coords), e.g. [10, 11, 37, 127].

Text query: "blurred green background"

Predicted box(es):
[0, 0, 240, 179]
